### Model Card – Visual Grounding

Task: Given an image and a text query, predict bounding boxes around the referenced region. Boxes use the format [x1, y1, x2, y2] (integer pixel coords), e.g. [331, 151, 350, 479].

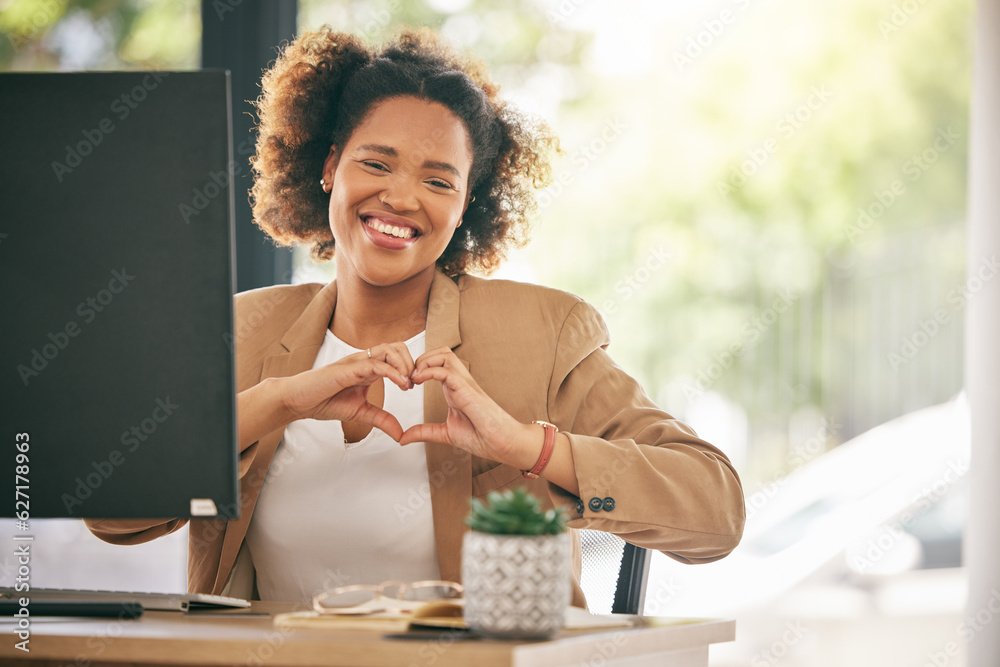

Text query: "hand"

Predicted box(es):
[280, 342, 416, 442]
[398, 346, 530, 466]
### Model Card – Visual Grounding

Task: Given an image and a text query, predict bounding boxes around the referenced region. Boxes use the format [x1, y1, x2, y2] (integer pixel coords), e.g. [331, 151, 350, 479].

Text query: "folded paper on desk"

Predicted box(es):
[274, 599, 635, 633]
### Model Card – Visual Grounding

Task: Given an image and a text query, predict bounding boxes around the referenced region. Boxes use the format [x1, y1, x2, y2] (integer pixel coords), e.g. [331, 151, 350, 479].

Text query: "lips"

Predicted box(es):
[360, 213, 421, 250]
[362, 215, 419, 239]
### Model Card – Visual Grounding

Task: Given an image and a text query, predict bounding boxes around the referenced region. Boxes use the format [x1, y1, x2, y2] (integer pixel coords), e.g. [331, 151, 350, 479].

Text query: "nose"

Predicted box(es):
[379, 175, 420, 212]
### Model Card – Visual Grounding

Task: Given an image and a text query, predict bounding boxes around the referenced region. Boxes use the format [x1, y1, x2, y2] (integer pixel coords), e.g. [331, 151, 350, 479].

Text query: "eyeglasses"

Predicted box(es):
[312, 580, 463, 616]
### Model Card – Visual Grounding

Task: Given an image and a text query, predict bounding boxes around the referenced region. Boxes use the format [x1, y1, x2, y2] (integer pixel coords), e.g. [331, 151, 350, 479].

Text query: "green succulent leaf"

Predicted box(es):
[464, 487, 567, 535]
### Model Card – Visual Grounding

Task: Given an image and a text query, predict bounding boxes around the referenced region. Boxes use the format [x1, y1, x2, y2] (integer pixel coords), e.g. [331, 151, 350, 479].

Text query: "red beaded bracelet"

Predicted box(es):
[521, 420, 558, 479]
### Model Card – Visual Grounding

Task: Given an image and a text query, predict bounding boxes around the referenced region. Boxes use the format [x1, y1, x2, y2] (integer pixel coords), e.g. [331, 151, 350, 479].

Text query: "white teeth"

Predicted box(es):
[366, 218, 414, 239]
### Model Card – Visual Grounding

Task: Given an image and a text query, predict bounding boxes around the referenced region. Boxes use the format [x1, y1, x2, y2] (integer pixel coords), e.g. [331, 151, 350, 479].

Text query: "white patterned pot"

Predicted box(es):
[462, 530, 571, 639]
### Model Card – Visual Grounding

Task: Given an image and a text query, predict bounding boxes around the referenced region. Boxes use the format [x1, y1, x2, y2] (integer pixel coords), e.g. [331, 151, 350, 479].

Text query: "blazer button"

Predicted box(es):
[575, 499, 585, 515]
[588, 497, 604, 512]
[603, 497, 616, 511]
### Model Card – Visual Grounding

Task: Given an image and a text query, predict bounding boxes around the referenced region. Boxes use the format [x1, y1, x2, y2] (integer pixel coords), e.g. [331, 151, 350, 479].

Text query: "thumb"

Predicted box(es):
[399, 423, 451, 447]
[352, 403, 404, 442]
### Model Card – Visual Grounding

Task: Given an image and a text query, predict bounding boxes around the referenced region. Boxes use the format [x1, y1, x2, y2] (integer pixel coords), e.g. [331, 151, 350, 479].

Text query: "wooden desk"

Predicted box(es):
[0, 602, 735, 667]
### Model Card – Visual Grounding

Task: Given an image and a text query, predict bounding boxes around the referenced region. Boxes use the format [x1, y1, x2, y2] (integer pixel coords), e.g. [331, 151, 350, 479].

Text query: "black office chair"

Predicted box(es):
[579, 530, 651, 615]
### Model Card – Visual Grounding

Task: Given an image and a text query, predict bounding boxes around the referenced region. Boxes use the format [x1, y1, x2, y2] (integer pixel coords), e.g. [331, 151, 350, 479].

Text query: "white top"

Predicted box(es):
[245, 330, 440, 603]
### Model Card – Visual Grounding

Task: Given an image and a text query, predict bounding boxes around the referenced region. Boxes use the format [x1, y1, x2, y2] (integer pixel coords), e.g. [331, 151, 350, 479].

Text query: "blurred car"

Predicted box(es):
[643, 394, 969, 617]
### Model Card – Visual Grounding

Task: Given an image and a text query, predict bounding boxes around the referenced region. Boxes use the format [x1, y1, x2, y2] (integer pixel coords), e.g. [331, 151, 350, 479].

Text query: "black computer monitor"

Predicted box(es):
[0, 71, 239, 519]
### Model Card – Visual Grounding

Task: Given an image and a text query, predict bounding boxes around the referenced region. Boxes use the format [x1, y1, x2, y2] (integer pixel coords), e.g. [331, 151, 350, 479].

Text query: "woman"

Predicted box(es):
[86, 27, 745, 608]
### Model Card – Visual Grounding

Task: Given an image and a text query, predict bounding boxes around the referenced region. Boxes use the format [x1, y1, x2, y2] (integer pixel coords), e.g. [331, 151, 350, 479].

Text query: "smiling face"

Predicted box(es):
[322, 95, 474, 289]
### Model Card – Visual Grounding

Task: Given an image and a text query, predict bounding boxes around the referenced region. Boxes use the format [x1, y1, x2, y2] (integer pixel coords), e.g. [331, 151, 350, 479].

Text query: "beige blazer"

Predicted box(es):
[86, 270, 745, 607]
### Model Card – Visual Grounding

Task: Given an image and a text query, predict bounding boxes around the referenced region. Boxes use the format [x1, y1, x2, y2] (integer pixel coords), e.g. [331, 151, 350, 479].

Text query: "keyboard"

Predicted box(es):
[0, 587, 251, 612]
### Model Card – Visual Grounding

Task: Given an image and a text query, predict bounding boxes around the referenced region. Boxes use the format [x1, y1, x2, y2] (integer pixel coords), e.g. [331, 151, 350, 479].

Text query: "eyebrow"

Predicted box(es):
[354, 143, 461, 178]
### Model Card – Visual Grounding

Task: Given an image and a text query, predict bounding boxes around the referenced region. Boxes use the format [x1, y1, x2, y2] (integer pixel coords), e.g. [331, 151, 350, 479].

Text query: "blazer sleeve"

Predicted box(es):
[544, 301, 746, 564]
[83, 285, 301, 547]
[83, 517, 188, 545]
[83, 410, 265, 545]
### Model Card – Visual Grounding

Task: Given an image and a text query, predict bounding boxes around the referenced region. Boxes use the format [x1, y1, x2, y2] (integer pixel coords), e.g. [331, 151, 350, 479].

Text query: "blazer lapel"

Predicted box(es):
[215, 273, 473, 592]
[214, 281, 339, 593]
[424, 271, 473, 583]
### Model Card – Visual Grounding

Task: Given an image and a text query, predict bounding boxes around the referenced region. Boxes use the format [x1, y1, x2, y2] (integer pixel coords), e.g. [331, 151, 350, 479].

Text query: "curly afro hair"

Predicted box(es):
[250, 27, 560, 276]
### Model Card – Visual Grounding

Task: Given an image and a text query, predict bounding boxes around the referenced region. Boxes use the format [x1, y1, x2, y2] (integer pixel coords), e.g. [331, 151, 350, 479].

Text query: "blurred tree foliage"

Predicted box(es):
[0, 0, 199, 69]
[1, 0, 973, 477]
[519, 0, 972, 476]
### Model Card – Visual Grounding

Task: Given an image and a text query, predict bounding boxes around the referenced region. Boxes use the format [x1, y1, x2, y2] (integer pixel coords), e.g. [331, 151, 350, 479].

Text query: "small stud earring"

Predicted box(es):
[320, 178, 327, 190]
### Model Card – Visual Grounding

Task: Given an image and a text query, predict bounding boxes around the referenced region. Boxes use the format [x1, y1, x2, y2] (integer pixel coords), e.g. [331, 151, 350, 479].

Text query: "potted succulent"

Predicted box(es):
[462, 487, 570, 638]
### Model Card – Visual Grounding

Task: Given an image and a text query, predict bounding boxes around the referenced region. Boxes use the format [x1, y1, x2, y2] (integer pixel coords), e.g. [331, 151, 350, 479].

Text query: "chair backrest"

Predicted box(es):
[579, 530, 651, 615]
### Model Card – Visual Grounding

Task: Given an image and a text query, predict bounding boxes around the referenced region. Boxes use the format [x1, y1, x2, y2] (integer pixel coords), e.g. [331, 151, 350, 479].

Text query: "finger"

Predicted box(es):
[409, 364, 463, 389]
[412, 345, 453, 367]
[375, 360, 413, 391]
[352, 403, 404, 442]
[329, 358, 404, 391]
[413, 347, 467, 377]
[372, 341, 415, 374]
[368, 343, 416, 388]
[399, 423, 451, 447]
